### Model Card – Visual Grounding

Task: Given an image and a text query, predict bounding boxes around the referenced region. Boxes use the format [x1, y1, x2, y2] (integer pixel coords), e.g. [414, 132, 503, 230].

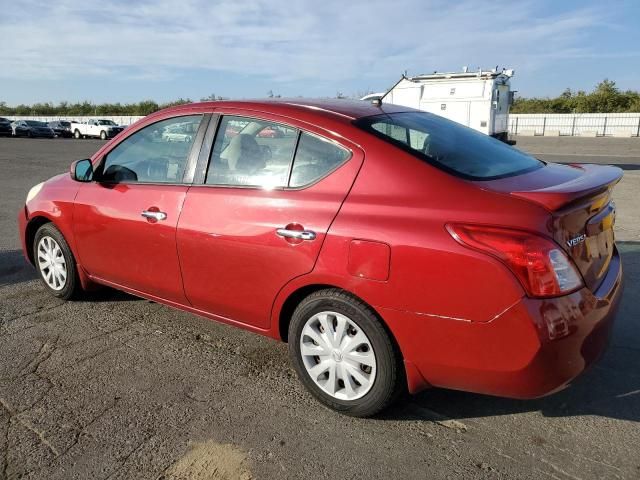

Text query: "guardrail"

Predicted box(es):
[509, 113, 640, 137]
[4, 115, 145, 126]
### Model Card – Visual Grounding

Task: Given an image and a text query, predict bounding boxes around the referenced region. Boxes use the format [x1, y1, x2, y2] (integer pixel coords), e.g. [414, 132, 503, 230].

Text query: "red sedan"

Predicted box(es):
[18, 99, 623, 416]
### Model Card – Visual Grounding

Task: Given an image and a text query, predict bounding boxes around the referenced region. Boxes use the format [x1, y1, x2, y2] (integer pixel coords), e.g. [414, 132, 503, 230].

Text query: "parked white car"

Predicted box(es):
[161, 121, 198, 142]
[71, 119, 125, 140]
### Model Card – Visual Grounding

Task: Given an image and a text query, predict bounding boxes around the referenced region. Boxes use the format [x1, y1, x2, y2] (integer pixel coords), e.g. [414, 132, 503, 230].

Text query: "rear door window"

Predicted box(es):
[289, 133, 350, 187]
[206, 116, 298, 188]
[205, 116, 351, 189]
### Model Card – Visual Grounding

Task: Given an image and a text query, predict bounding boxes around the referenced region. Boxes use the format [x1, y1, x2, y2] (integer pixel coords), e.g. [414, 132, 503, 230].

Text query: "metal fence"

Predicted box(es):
[509, 113, 640, 137]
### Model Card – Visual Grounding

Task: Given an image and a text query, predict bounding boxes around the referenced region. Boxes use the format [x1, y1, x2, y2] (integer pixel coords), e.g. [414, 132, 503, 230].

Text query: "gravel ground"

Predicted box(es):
[0, 136, 639, 480]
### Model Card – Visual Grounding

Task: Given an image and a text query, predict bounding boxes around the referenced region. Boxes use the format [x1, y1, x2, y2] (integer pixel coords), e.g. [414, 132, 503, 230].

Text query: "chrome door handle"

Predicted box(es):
[276, 228, 316, 241]
[141, 210, 167, 221]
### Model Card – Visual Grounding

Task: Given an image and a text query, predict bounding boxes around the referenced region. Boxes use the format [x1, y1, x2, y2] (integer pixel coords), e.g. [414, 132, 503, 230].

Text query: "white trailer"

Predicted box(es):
[379, 68, 515, 142]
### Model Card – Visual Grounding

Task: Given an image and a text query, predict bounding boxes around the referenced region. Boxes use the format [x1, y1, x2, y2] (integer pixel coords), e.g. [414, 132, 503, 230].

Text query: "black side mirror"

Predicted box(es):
[70, 158, 93, 182]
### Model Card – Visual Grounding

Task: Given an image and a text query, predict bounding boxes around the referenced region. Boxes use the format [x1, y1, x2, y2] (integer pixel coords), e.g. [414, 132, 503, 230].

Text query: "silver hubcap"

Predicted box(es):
[37, 236, 67, 291]
[300, 311, 376, 401]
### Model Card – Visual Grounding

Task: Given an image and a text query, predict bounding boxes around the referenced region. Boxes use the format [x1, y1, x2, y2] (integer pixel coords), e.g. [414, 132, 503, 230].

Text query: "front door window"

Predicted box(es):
[101, 115, 203, 184]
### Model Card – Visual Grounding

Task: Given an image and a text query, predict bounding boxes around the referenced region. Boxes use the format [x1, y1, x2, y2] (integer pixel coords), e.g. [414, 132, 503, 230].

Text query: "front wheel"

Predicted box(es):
[33, 223, 83, 300]
[288, 289, 404, 417]
[100, 130, 107, 140]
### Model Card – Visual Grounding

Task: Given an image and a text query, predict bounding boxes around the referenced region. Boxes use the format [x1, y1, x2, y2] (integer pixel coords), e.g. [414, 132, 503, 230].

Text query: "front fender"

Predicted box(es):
[21, 174, 81, 263]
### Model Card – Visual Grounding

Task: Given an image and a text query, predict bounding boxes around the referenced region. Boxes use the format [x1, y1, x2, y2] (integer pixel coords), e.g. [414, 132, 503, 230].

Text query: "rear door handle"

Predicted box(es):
[276, 228, 316, 241]
[141, 210, 167, 221]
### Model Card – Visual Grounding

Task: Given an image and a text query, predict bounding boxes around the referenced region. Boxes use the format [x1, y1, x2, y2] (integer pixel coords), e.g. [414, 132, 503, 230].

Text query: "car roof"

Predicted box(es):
[159, 98, 415, 123]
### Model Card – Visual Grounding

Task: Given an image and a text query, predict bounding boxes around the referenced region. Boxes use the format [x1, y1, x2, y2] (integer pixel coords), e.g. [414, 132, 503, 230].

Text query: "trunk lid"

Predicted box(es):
[476, 162, 623, 292]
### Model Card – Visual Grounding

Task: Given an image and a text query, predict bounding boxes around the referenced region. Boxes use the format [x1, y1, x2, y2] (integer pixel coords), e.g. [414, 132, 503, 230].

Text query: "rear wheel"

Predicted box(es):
[74, 129, 82, 139]
[33, 224, 82, 300]
[289, 289, 404, 417]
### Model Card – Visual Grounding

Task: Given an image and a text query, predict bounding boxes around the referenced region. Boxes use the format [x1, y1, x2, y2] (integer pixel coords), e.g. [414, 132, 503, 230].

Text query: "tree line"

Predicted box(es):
[0, 99, 194, 117]
[511, 80, 640, 114]
[1, 81, 638, 116]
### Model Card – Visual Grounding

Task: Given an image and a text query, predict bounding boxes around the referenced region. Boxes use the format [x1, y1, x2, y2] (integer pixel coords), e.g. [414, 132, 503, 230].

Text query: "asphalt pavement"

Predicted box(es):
[0, 136, 639, 479]
[514, 136, 640, 170]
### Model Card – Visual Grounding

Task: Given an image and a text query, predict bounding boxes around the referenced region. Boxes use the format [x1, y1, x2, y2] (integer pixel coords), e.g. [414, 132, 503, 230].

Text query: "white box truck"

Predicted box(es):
[372, 68, 515, 142]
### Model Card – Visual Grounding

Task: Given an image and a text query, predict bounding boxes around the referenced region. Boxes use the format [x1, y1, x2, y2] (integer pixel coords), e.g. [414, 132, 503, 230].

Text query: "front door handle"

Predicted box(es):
[141, 210, 167, 221]
[276, 228, 316, 241]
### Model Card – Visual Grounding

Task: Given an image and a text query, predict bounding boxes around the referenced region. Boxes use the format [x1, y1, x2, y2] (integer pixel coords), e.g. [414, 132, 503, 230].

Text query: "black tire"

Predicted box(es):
[288, 289, 404, 417]
[33, 223, 83, 300]
[100, 130, 107, 140]
[74, 129, 82, 139]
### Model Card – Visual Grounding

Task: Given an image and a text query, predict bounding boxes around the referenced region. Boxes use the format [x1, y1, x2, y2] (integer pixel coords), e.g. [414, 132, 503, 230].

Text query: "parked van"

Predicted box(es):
[374, 68, 515, 142]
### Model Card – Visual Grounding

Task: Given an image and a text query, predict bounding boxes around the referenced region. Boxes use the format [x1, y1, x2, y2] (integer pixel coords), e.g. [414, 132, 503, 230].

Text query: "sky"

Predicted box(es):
[0, 0, 639, 105]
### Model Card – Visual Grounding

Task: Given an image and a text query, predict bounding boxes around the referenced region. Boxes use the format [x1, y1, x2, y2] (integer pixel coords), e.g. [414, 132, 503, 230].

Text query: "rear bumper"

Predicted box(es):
[384, 248, 623, 398]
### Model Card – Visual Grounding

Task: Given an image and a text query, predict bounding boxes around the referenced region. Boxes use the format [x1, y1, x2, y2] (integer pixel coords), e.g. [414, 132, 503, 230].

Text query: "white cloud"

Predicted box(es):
[0, 0, 621, 88]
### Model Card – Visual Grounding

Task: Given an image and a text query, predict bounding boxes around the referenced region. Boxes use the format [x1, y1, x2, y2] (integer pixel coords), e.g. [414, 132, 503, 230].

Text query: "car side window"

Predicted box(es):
[206, 116, 298, 188]
[288, 133, 351, 188]
[100, 115, 202, 184]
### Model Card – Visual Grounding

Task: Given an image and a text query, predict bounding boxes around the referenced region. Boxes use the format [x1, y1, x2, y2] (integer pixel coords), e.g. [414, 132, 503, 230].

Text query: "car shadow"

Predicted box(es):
[383, 240, 640, 424]
[0, 249, 37, 287]
[0, 248, 140, 302]
[83, 287, 141, 303]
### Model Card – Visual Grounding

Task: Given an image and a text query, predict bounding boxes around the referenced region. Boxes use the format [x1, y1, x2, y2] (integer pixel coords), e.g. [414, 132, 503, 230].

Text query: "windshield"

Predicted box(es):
[98, 120, 117, 126]
[355, 112, 543, 180]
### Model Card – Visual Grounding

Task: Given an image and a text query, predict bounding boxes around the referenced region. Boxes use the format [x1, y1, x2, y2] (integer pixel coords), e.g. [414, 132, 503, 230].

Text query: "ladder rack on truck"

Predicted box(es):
[378, 67, 515, 142]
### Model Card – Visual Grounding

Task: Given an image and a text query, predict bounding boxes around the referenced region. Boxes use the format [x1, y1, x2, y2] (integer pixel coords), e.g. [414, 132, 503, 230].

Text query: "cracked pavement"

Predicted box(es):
[1, 137, 639, 479]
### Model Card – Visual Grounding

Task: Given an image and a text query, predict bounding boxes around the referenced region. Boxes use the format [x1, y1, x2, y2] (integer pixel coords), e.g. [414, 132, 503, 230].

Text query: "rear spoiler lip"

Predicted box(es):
[509, 164, 623, 212]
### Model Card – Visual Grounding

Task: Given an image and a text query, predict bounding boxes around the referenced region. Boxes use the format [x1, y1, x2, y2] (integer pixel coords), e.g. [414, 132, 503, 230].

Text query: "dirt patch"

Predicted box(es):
[161, 440, 253, 480]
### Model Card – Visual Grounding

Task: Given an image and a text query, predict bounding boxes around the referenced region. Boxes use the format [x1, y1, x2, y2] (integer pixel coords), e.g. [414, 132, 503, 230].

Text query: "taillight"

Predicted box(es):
[446, 224, 583, 298]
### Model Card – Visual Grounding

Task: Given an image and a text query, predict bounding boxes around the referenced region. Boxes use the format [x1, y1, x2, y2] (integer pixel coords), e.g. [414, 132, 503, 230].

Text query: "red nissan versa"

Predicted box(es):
[18, 100, 623, 416]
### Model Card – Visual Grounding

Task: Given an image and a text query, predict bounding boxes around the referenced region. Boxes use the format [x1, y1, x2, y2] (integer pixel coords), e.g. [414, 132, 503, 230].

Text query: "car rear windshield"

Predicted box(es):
[354, 112, 543, 180]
